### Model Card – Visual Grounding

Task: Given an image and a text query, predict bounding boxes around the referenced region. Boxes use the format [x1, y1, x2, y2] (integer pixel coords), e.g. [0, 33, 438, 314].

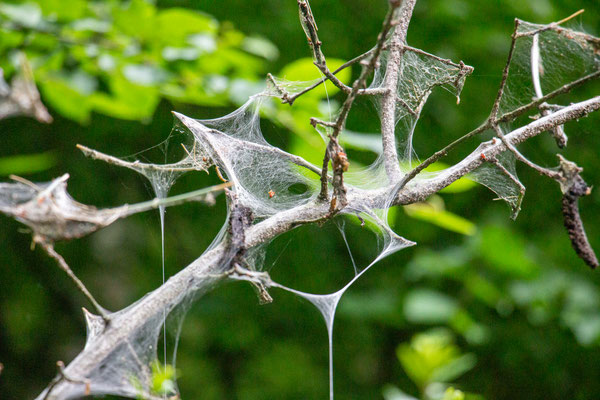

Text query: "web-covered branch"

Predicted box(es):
[7, 4, 599, 400]
[35, 93, 600, 399]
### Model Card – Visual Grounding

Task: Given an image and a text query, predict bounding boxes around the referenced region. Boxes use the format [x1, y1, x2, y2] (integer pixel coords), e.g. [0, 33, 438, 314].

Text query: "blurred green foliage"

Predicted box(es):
[0, 0, 275, 123]
[1, 1, 600, 400]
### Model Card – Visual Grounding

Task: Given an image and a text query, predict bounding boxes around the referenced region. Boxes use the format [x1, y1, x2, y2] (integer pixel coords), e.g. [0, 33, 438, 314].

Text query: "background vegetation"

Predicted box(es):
[0, 0, 599, 399]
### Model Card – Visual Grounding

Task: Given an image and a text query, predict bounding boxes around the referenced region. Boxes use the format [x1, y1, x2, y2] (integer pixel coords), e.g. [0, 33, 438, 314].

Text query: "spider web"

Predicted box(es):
[6, 16, 596, 400]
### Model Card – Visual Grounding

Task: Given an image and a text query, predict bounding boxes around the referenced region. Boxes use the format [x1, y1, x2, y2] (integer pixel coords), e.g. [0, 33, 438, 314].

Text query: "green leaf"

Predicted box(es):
[403, 196, 476, 236]
[478, 225, 539, 278]
[339, 131, 383, 154]
[123, 64, 169, 86]
[0, 29, 25, 54]
[89, 73, 160, 121]
[443, 387, 466, 400]
[382, 385, 419, 400]
[0, 3, 43, 29]
[155, 8, 218, 45]
[431, 353, 477, 383]
[112, 0, 157, 40]
[150, 361, 178, 396]
[397, 329, 475, 390]
[278, 57, 351, 97]
[242, 36, 279, 61]
[39, 78, 92, 124]
[32, 0, 86, 22]
[403, 289, 459, 324]
[0, 152, 57, 176]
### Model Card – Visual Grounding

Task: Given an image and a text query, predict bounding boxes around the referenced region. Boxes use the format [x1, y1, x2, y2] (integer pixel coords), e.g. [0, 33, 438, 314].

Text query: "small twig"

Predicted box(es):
[310, 117, 336, 129]
[555, 9, 585, 25]
[77, 144, 198, 174]
[297, 0, 350, 93]
[227, 263, 274, 304]
[484, 155, 526, 219]
[491, 125, 560, 179]
[121, 182, 232, 217]
[266, 73, 293, 104]
[396, 97, 418, 116]
[402, 44, 475, 73]
[42, 361, 91, 400]
[276, 49, 379, 105]
[379, 0, 419, 182]
[396, 20, 600, 192]
[40, 242, 110, 322]
[514, 9, 586, 38]
[318, 150, 331, 200]
[490, 19, 521, 120]
[180, 142, 210, 173]
[499, 70, 600, 123]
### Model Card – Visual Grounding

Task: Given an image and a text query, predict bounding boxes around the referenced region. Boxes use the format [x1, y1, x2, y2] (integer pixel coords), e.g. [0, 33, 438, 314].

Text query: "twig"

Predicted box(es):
[490, 19, 520, 120]
[297, 0, 350, 93]
[397, 21, 600, 192]
[498, 70, 600, 123]
[485, 155, 526, 220]
[514, 9, 586, 38]
[42, 361, 91, 400]
[317, 0, 406, 202]
[36, 95, 600, 400]
[40, 242, 110, 322]
[491, 125, 560, 179]
[379, 0, 419, 182]
[79, 128, 323, 178]
[77, 144, 198, 174]
[274, 49, 378, 105]
[120, 182, 232, 217]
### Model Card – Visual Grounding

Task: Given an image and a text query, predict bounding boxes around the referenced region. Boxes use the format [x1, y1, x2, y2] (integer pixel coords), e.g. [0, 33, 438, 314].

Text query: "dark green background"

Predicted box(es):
[1, 0, 600, 399]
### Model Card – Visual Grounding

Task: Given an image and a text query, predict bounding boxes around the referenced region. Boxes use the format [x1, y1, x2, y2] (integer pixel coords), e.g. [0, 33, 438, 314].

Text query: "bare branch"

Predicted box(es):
[41, 243, 109, 321]
[317, 0, 405, 204]
[37, 93, 600, 399]
[379, 0, 419, 182]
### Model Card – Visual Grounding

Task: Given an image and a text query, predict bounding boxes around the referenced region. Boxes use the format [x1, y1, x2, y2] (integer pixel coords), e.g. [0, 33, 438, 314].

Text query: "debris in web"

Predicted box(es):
[0, 173, 228, 322]
[31, 9, 600, 400]
[0, 55, 52, 123]
[368, 45, 473, 166]
[173, 96, 321, 219]
[469, 147, 524, 219]
[557, 155, 598, 269]
[497, 18, 600, 120]
[0, 173, 229, 244]
[467, 16, 600, 220]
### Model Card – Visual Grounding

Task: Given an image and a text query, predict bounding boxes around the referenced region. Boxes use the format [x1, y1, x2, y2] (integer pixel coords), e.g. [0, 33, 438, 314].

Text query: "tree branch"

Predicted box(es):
[379, 0, 419, 182]
[37, 94, 600, 400]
